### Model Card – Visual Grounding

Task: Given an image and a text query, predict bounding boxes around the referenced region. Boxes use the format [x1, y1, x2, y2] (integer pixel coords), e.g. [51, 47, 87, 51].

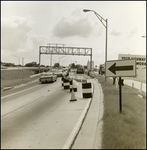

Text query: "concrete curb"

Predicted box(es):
[93, 78, 104, 149]
[2, 79, 39, 92]
[62, 98, 92, 149]
[2, 87, 13, 91]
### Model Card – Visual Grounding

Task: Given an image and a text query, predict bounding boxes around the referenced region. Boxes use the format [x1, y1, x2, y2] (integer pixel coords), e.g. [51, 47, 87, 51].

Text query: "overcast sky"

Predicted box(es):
[1, 1, 146, 67]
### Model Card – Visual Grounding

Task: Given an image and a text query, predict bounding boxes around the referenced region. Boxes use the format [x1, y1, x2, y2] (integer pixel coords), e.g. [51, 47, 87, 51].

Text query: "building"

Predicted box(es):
[87, 60, 94, 71]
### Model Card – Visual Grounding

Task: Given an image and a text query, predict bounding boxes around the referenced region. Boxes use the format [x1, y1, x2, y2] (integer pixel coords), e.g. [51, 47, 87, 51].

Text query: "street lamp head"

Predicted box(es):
[141, 36, 146, 38]
[83, 9, 92, 12]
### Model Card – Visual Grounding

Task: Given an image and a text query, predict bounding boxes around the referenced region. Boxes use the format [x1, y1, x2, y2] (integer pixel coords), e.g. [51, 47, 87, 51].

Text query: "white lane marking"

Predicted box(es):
[1, 85, 41, 99]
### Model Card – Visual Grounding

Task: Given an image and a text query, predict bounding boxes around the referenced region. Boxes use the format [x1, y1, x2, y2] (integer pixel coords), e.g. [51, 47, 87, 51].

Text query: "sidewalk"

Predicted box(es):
[72, 78, 104, 149]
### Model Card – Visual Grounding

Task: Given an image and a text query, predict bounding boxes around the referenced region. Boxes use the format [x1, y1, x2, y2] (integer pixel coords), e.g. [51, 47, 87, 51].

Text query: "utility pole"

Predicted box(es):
[22, 58, 24, 66]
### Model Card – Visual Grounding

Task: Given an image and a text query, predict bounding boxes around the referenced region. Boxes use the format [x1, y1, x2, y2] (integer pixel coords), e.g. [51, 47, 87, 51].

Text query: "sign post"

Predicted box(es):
[106, 59, 136, 113]
[119, 77, 122, 113]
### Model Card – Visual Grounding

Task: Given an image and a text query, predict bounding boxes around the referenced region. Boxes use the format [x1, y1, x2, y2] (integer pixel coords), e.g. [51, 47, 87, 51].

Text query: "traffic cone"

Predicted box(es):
[70, 88, 77, 101]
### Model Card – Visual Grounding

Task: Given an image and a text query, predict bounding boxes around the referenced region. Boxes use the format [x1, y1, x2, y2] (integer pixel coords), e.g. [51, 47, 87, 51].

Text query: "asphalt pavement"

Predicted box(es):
[2, 72, 145, 149]
[2, 74, 103, 149]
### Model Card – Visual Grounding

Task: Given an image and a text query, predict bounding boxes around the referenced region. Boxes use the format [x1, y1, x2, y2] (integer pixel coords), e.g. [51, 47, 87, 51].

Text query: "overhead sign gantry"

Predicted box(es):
[39, 44, 92, 72]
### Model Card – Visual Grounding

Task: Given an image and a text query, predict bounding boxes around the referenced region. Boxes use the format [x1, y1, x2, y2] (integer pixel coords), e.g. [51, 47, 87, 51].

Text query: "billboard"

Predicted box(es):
[118, 54, 146, 81]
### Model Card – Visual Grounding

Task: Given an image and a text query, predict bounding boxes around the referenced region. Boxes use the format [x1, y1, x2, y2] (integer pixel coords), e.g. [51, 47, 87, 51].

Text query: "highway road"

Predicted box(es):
[1, 75, 91, 149]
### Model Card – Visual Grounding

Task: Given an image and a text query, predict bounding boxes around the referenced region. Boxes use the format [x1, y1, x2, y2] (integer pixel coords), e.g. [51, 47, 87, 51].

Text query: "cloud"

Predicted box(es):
[128, 26, 138, 37]
[1, 16, 34, 51]
[110, 28, 122, 36]
[53, 12, 94, 38]
[18, 34, 47, 53]
[1, 16, 47, 53]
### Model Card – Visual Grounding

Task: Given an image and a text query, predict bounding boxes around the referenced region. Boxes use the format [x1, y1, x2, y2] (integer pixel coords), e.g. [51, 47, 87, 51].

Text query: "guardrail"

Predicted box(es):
[88, 72, 146, 93]
[30, 72, 44, 78]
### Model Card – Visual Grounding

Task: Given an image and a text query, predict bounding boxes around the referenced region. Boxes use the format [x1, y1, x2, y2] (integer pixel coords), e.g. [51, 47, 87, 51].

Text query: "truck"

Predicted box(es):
[99, 64, 105, 75]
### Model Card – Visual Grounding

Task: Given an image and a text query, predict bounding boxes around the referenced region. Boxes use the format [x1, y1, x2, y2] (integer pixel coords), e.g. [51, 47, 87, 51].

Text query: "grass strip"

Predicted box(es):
[1, 69, 39, 89]
[96, 75, 146, 149]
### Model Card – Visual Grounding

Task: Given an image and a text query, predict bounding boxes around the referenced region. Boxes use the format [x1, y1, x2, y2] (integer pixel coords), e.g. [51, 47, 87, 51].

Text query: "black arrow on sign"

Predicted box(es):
[108, 63, 133, 75]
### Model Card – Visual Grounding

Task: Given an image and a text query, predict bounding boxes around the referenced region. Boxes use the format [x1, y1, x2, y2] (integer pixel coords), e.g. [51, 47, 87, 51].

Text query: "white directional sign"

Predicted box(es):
[106, 59, 136, 77]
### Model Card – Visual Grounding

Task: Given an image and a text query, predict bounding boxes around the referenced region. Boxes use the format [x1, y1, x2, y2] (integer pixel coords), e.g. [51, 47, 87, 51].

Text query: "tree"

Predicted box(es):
[2, 62, 15, 67]
[54, 63, 60, 68]
[40, 65, 45, 67]
[25, 61, 39, 67]
[71, 63, 76, 68]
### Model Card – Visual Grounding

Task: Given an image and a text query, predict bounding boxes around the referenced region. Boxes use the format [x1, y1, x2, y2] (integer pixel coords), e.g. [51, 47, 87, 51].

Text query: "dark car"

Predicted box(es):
[76, 68, 84, 74]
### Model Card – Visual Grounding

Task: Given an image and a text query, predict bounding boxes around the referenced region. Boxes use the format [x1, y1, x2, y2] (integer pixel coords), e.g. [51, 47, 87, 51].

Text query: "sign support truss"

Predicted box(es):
[39, 45, 92, 72]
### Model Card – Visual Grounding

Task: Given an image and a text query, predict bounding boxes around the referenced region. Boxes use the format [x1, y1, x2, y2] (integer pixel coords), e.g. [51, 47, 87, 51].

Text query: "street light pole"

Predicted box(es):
[105, 19, 108, 63]
[12, 55, 20, 69]
[22, 58, 24, 66]
[83, 9, 108, 81]
[62, 60, 65, 66]
[59, 56, 66, 64]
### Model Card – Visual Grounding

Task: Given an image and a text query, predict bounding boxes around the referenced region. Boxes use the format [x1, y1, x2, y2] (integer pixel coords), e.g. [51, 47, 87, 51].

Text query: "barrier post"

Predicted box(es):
[70, 79, 77, 92]
[61, 77, 64, 86]
[82, 82, 92, 98]
[63, 78, 70, 89]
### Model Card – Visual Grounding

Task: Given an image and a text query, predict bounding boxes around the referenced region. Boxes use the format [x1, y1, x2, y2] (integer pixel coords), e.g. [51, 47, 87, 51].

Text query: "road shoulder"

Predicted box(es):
[72, 78, 104, 149]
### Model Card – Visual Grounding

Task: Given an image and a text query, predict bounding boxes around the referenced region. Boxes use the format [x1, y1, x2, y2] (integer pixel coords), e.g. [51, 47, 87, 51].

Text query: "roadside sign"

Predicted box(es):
[106, 59, 136, 77]
[118, 54, 146, 81]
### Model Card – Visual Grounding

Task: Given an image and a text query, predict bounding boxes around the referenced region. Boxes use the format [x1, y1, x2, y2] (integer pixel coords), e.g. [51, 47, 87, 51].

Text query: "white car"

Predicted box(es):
[39, 72, 57, 83]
